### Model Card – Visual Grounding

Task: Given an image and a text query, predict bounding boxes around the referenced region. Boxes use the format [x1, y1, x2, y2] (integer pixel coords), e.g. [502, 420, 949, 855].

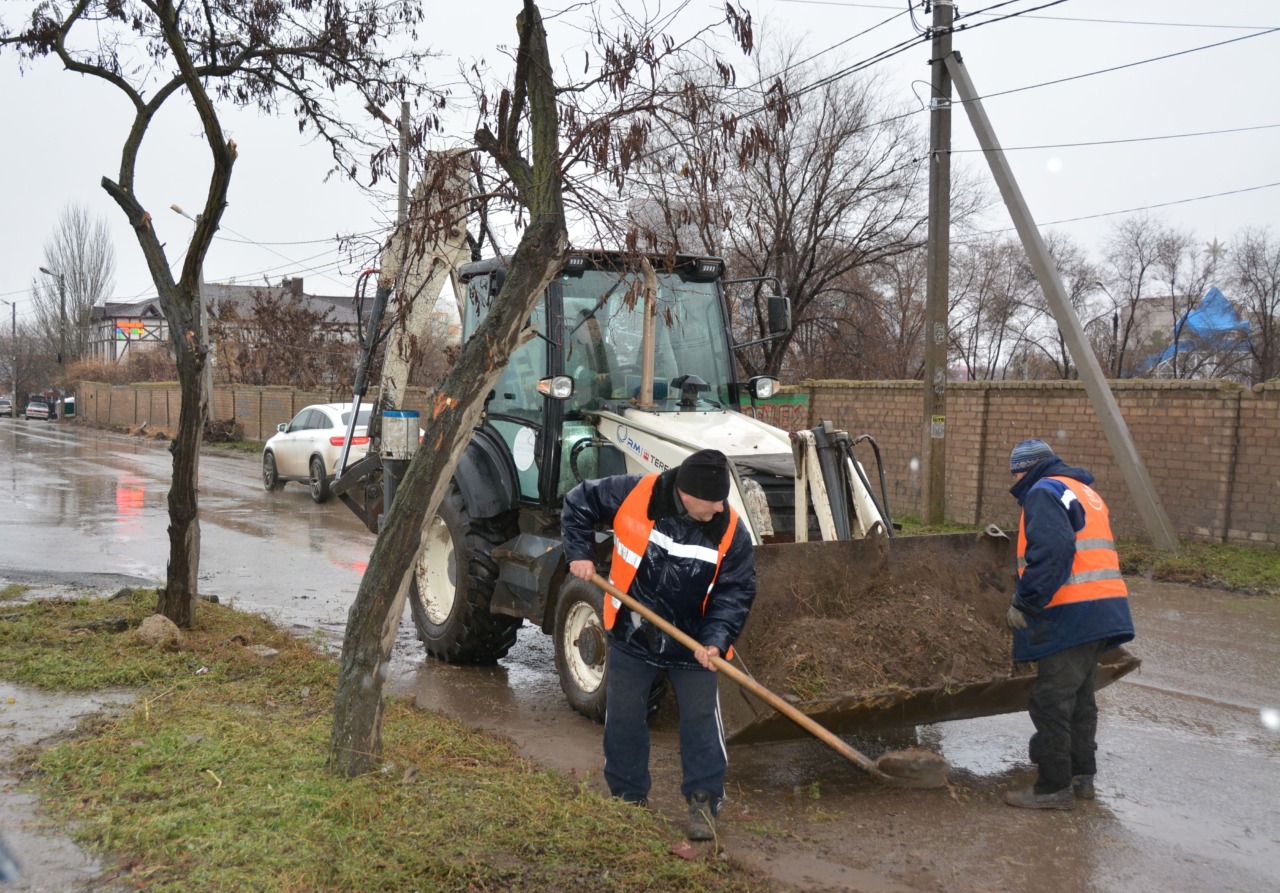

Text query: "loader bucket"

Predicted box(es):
[720, 528, 1140, 745]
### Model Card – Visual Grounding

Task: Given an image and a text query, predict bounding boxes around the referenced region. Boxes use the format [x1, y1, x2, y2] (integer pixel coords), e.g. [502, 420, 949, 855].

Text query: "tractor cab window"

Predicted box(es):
[462, 270, 547, 501]
[560, 268, 733, 410]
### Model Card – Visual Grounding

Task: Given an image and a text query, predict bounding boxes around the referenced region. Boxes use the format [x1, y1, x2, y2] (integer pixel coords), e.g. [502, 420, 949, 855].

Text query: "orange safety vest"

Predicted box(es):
[1017, 476, 1128, 607]
[607, 474, 740, 654]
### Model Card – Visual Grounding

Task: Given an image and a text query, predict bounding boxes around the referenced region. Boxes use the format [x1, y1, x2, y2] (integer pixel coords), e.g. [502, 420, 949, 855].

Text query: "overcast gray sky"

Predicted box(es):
[1, 1, 1276, 328]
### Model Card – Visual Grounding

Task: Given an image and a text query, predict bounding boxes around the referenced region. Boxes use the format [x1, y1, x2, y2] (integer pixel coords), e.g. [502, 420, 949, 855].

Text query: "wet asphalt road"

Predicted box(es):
[0, 418, 1277, 893]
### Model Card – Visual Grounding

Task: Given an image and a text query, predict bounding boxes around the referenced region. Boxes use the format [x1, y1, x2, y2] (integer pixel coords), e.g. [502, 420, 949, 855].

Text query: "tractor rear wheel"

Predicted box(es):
[407, 480, 521, 663]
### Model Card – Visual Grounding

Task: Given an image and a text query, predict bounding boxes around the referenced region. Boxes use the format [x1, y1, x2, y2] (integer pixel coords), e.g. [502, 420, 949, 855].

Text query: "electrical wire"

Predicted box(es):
[861, 0, 1280, 30]
[949, 121, 1280, 153]
[955, 0, 1036, 21]
[954, 26, 1280, 102]
[979, 180, 1280, 233]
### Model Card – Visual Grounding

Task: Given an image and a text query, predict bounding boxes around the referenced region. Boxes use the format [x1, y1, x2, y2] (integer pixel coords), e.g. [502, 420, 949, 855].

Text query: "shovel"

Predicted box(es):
[590, 573, 951, 788]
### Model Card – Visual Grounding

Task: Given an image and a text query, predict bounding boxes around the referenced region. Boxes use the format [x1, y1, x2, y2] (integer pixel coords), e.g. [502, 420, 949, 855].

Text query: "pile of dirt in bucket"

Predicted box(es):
[742, 534, 1033, 700]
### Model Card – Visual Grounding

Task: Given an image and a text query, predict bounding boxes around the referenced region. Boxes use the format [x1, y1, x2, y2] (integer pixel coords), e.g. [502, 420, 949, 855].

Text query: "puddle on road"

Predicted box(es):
[0, 681, 135, 893]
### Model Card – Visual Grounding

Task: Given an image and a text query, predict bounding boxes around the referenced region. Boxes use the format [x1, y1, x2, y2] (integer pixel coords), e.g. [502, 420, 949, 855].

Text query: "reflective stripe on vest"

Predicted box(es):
[1017, 476, 1128, 607]
[606, 474, 739, 653]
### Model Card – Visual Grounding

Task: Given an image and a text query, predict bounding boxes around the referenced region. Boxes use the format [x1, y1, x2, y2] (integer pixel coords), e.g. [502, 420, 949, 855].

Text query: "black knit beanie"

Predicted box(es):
[676, 449, 731, 501]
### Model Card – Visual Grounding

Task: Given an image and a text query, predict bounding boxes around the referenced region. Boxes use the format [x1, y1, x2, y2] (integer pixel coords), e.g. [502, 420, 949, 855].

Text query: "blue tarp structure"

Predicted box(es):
[1142, 286, 1250, 372]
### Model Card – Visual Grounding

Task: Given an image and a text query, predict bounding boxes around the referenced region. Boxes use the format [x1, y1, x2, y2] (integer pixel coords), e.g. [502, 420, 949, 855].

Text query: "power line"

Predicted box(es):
[949, 121, 1280, 153]
[955, 26, 1280, 102]
[979, 180, 1280, 233]
[778, 0, 1279, 30]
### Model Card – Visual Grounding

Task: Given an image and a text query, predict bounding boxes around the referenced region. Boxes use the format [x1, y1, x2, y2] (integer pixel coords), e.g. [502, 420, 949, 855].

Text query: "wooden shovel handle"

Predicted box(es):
[589, 573, 885, 778]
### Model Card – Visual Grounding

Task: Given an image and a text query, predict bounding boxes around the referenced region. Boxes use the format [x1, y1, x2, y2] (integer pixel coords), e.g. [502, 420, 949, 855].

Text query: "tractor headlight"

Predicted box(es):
[748, 376, 781, 400]
[692, 257, 725, 280]
[537, 375, 576, 400]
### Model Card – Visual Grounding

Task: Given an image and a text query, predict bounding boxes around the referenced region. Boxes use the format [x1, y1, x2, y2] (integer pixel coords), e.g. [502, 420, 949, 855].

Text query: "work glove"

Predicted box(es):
[1006, 605, 1028, 630]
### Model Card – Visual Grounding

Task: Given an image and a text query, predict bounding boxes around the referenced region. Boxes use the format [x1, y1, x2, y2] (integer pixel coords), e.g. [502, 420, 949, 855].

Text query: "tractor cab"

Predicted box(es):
[458, 252, 783, 510]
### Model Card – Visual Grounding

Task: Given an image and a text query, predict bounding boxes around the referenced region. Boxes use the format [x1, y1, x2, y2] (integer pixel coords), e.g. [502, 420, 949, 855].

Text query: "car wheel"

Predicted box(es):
[262, 452, 285, 492]
[407, 480, 522, 663]
[308, 455, 331, 503]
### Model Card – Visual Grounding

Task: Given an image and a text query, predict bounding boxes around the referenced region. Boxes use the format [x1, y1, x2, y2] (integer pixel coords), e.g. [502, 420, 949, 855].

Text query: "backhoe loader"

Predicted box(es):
[346, 249, 1138, 743]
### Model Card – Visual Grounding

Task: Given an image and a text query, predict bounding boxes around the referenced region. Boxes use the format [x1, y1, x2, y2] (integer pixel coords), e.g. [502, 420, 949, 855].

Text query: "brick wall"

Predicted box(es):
[76, 378, 1280, 547]
[798, 379, 1278, 547]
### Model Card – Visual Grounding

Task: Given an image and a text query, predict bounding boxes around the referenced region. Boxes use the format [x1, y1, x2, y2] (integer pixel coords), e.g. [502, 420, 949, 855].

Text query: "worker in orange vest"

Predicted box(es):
[562, 449, 756, 841]
[1005, 439, 1135, 810]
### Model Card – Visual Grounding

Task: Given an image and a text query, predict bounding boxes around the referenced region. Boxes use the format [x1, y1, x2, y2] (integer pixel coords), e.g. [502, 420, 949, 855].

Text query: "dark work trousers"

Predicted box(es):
[603, 642, 727, 806]
[1028, 639, 1106, 793]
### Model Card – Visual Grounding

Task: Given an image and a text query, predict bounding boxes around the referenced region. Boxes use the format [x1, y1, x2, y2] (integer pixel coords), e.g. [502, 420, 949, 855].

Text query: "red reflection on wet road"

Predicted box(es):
[115, 476, 146, 532]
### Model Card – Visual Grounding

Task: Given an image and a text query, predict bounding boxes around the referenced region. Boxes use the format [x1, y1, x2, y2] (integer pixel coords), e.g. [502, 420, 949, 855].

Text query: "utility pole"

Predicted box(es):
[922, 0, 954, 525]
[945, 52, 1179, 551]
[38, 266, 67, 418]
[38, 266, 67, 365]
[0, 299, 14, 406]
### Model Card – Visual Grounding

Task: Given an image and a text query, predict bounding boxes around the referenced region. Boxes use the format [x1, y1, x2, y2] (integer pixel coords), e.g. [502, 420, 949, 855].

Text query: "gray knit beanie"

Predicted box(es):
[1009, 439, 1057, 475]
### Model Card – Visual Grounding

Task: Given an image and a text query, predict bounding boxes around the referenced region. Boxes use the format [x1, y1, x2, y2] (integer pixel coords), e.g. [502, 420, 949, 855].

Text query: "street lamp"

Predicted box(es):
[38, 266, 67, 365]
[169, 205, 214, 403]
[1093, 281, 1121, 377]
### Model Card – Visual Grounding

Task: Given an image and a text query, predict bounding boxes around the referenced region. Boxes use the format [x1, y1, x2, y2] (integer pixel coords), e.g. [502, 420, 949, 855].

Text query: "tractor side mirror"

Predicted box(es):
[767, 295, 792, 335]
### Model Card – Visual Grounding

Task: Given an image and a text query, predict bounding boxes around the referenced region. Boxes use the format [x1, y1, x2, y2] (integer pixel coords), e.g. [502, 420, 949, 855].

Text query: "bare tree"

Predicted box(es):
[1151, 226, 1216, 378]
[1229, 226, 1280, 383]
[2, 322, 56, 405]
[864, 248, 928, 379]
[1099, 215, 1166, 378]
[31, 203, 116, 368]
[1021, 232, 1105, 379]
[948, 238, 1038, 380]
[627, 41, 983, 379]
[208, 290, 360, 389]
[328, 0, 756, 776]
[1, 1, 441, 627]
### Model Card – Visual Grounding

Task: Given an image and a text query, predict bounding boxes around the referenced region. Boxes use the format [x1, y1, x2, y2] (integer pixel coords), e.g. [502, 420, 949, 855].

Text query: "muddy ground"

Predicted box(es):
[1, 423, 1277, 892]
[4, 575, 1279, 893]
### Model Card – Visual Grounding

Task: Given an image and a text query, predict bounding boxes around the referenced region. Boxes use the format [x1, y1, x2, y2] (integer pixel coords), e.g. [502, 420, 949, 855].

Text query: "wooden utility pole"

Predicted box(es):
[945, 52, 1179, 551]
[922, 0, 954, 525]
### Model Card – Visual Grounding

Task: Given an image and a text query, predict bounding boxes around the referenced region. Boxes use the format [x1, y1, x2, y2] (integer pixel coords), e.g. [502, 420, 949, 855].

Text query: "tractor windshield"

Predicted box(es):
[561, 268, 734, 411]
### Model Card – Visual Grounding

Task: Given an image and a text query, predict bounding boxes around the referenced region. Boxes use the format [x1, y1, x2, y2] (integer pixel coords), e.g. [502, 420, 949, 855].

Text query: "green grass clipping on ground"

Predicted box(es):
[0, 589, 772, 893]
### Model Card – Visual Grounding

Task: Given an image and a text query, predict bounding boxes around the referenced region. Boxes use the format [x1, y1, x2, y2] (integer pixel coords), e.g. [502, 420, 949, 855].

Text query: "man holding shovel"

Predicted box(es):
[1005, 439, 1135, 810]
[562, 449, 756, 841]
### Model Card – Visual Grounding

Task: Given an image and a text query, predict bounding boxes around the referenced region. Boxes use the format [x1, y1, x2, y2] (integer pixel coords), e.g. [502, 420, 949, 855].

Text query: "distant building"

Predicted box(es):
[88, 277, 361, 363]
[88, 298, 168, 362]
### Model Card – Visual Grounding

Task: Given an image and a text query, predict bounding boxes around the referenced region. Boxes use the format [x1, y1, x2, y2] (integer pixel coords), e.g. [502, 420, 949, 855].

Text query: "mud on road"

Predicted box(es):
[2, 577, 1277, 893]
[1, 424, 1277, 892]
[395, 576, 1280, 893]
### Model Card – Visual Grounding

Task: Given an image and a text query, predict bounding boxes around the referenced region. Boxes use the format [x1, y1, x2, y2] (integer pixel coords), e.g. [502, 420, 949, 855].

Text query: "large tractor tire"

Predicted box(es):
[408, 481, 521, 663]
[553, 575, 667, 723]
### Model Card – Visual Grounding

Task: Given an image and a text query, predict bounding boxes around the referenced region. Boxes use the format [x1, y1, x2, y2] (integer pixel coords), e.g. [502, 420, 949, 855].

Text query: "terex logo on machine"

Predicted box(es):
[614, 425, 670, 471]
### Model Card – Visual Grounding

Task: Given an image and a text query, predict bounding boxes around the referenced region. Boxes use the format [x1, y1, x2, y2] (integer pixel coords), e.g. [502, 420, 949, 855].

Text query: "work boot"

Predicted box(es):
[1072, 774, 1096, 800]
[687, 791, 716, 841]
[1004, 786, 1075, 810]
